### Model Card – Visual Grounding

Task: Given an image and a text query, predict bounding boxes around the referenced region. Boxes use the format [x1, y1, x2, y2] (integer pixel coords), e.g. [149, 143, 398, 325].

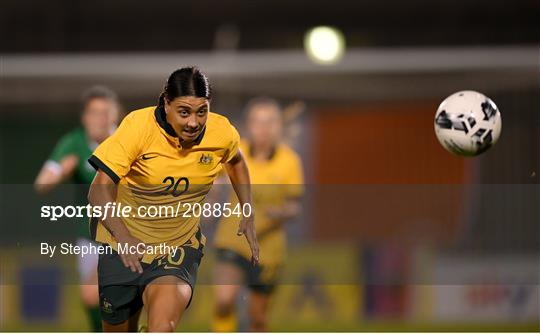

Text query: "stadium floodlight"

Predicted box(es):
[304, 26, 345, 65]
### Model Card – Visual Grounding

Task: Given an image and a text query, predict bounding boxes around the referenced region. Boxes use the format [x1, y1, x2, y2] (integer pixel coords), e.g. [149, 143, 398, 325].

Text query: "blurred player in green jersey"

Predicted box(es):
[34, 86, 120, 332]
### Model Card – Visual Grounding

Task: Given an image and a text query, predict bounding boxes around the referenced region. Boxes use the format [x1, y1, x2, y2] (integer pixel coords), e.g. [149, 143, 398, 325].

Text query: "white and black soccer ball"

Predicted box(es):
[434, 90, 502, 156]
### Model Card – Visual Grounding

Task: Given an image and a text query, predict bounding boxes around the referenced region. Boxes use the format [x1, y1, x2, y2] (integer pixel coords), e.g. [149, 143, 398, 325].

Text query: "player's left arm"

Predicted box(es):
[266, 153, 304, 221]
[265, 197, 302, 221]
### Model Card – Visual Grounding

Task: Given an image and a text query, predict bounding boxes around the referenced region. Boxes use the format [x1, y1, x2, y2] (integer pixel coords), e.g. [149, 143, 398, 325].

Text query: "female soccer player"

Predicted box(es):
[34, 86, 120, 332]
[212, 98, 304, 332]
[87, 67, 259, 332]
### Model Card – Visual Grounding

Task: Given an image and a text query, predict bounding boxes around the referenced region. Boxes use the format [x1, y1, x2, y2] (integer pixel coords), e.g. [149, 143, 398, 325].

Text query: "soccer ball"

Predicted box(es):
[434, 91, 502, 156]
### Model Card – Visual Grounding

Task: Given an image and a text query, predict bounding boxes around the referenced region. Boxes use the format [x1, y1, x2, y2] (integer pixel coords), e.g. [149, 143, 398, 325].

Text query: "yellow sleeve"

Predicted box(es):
[224, 124, 241, 163]
[285, 153, 304, 198]
[88, 113, 145, 183]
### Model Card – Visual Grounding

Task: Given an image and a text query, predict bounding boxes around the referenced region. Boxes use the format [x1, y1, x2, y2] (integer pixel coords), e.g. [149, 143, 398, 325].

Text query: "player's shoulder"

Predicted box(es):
[205, 112, 238, 144]
[64, 127, 85, 138]
[207, 112, 234, 129]
[58, 127, 85, 145]
[276, 142, 301, 162]
[117, 106, 157, 137]
[124, 106, 156, 123]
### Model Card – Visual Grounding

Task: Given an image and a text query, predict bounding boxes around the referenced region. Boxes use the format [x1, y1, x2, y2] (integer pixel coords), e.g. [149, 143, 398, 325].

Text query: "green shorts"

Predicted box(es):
[215, 248, 280, 295]
[98, 240, 203, 325]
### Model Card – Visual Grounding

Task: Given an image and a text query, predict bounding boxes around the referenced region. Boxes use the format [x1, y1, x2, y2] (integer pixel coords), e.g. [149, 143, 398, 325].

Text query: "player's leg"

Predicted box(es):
[140, 241, 204, 332]
[248, 290, 271, 332]
[246, 263, 279, 332]
[77, 238, 102, 332]
[80, 273, 101, 332]
[98, 250, 145, 333]
[142, 275, 192, 332]
[212, 261, 244, 332]
[101, 309, 141, 332]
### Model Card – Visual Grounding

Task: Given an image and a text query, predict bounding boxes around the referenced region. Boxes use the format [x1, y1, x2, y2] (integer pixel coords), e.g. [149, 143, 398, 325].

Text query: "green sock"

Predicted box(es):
[87, 306, 103, 332]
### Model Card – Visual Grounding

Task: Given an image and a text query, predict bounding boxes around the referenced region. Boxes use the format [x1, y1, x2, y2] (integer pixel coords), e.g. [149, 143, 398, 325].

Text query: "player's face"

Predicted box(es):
[164, 96, 209, 142]
[82, 98, 119, 143]
[247, 104, 282, 146]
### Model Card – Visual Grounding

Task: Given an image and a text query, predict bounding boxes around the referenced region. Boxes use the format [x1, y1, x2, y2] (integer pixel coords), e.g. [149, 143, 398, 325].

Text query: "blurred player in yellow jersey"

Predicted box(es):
[212, 97, 304, 332]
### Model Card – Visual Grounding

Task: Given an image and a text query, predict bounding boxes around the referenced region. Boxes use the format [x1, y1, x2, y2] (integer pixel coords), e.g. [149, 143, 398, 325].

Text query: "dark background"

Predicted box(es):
[1, 0, 539, 52]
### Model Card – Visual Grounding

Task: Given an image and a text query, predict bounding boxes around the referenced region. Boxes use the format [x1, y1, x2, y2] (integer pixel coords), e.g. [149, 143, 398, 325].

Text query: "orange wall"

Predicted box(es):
[311, 102, 470, 242]
[313, 102, 468, 184]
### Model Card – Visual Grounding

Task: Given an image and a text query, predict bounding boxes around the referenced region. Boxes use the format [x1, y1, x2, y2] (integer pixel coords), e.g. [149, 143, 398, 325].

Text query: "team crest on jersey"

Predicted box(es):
[199, 153, 214, 165]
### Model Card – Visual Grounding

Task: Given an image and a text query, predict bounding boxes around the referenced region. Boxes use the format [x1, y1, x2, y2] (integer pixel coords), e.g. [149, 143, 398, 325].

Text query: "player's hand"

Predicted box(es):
[237, 215, 259, 265]
[116, 234, 144, 274]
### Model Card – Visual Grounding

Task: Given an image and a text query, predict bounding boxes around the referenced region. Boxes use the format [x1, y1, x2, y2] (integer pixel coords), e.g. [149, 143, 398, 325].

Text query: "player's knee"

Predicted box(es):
[148, 319, 177, 332]
[79, 285, 99, 306]
[214, 286, 238, 317]
[249, 314, 267, 332]
[215, 298, 235, 317]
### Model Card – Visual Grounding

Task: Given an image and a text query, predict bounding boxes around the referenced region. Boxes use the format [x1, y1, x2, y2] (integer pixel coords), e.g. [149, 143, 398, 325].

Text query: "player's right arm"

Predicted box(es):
[88, 170, 144, 273]
[87, 111, 147, 273]
[34, 132, 80, 195]
[265, 152, 304, 221]
[34, 155, 79, 195]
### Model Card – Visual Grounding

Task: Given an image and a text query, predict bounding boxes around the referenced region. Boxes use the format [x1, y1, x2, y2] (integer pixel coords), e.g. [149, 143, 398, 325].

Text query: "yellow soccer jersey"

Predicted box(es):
[88, 105, 240, 263]
[214, 140, 304, 265]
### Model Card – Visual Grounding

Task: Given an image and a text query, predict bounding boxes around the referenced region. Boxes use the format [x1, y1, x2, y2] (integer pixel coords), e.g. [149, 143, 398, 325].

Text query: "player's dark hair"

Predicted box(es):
[158, 67, 211, 107]
[81, 85, 118, 108]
